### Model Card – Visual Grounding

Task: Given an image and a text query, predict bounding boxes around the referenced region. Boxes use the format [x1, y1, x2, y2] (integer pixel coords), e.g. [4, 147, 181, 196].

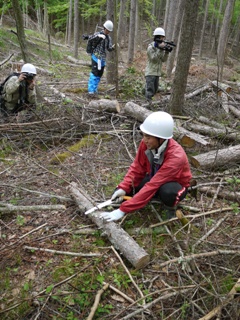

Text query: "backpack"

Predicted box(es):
[86, 36, 95, 55]
[0, 72, 20, 114]
[0, 72, 20, 95]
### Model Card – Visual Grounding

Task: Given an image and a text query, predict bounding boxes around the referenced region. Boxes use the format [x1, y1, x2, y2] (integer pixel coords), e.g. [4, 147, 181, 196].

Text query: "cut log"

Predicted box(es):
[186, 122, 240, 143]
[198, 186, 240, 204]
[229, 104, 240, 119]
[68, 182, 150, 269]
[220, 91, 229, 113]
[185, 83, 211, 100]
[89, 99, 121, 113]
[189, 144, 240, 170]
[123, 102, 209, 147]
[67, 55, 91, 66]
[211, 80, 232, 93]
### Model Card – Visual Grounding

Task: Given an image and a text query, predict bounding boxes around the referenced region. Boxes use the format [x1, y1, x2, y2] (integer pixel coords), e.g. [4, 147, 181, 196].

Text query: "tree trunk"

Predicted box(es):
[106, 0, 117, 85]
[117, 0, 127, 48]
[198, 0, 210, 58]
[67, 0, 73, 46]
[166, 0, 186, 78]
[11, 0, 30, 62]
[127, 0, 136, 64]
[73, 0, 79, 59]
[168, 0, 200, 115]
[217, 0, 235, 81]
[68, 182, 150, 269]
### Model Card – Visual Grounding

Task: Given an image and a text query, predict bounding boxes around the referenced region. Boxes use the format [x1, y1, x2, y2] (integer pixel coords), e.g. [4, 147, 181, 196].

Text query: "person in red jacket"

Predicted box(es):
[100, 111, 192, 222]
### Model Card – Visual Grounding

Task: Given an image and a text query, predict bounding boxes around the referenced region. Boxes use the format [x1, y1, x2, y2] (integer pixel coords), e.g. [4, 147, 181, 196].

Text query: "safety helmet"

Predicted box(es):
[103, 20, 113, 32]
[153, 27, 165, 37]
[140, 111, 174, 139]
[21, 63, 37, 75]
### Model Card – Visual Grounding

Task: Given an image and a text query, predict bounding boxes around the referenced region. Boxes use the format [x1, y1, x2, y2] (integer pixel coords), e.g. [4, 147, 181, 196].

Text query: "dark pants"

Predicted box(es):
[129, 175, 188, 207]
[145, 75, 159, 100]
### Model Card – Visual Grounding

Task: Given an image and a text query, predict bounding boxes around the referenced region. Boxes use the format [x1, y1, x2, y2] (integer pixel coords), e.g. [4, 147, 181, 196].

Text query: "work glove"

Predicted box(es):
[100, 209, 125, 222]
[111, 188, 126, 204]
[164, 44, 173, 52]
[98, 34, 106, 40]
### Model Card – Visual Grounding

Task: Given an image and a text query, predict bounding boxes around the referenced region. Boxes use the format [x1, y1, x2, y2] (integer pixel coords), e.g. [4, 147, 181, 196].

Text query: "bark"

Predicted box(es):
[68, 182, 150, 269]
[106, 0, 117, 85]
[189, 145, 240, 170]
[11, 0, 30, 62]
[127, 0, 136, 64]
[88, 99, 121, 113]
[198, 0, 210, 58]
[73, 0, 79, 59]
[168, 0, 200, 115]
[198, 187, 240, 204]
[185, 122, 240, 143]
[217, 0, 236, 81]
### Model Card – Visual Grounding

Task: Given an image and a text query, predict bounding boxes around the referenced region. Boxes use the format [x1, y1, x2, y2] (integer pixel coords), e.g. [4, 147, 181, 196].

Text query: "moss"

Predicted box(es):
[49, 134, 108, 164]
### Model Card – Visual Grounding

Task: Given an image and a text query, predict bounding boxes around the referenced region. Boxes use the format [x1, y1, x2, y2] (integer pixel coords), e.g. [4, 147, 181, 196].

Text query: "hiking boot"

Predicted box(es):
[161, 205, 176, 220]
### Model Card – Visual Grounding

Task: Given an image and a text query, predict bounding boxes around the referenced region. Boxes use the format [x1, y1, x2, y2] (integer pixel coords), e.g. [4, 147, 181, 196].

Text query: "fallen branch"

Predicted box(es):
[24, 246, 101, 257]
[86, 283, 109, 320]
[199, 277, 240, 320]
[158, 250, 240, 269]
[0, 203, 66, 213]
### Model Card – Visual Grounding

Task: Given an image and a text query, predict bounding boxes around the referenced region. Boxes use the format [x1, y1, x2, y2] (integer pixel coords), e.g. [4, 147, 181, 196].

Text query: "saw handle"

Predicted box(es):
[122, 196, 132, 200]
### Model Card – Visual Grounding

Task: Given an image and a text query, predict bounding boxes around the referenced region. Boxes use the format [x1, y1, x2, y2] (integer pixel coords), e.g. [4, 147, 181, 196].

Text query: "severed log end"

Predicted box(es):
[177, 135, 195, 148]
[189, 156, 200, 168]
[89, 99, 121, 113]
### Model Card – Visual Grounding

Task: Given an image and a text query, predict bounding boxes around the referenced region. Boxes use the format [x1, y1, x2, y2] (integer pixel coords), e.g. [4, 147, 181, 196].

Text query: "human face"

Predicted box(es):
[142, 133, 160, 150]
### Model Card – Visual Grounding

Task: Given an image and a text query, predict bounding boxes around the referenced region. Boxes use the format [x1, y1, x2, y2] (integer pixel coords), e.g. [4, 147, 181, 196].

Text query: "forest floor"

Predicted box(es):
[0, 24, 240, 320]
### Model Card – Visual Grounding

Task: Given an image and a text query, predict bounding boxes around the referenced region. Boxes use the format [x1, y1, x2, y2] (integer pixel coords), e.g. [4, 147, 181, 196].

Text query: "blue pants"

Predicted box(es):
[88, 55, 105, 93]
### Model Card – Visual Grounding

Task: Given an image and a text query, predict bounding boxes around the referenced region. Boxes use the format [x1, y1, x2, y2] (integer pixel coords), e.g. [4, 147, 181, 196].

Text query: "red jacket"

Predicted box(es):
[119, 139, 192, 213]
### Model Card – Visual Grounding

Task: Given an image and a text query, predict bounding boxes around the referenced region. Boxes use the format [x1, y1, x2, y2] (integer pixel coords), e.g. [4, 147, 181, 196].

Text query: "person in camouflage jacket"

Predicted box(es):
[1, 63, 37, 115]
[144, 27, 171, 101]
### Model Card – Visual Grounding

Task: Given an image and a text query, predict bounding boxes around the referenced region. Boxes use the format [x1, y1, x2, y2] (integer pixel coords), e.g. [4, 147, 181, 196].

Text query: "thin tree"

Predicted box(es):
[168, 0, 200, 115]
[217, 0, 236, 81]
[127, 0, 136, 64]
[117, 0, 127, 47]
[73, 0, 79, 58]
[198, 0, 210, 58]
[106, 0, 117, 85]
[67, 0, 73, 46]
[166, 0, 186, 78]
[11, 0, 30, 62]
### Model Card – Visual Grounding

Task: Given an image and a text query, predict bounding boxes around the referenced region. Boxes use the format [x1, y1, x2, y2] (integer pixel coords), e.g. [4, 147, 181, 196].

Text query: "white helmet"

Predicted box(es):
[21, 63, 37, 75]
[103, 20, 113, 32]
[153, 27, 165, 37]
[140, 111, 174, 139]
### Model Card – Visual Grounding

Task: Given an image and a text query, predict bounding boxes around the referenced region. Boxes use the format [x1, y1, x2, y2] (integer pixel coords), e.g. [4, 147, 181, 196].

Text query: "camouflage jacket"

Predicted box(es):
[2, 76, 36, 113]
[145, 42, 169, 77]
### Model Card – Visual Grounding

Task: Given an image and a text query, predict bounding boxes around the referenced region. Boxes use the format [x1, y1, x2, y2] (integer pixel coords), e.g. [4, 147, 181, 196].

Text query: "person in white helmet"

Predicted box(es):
[144, 27, 172, 101]
[86, 20, 115, 96]
[1, 63, 37, 117]
[99, 112, 192, 222]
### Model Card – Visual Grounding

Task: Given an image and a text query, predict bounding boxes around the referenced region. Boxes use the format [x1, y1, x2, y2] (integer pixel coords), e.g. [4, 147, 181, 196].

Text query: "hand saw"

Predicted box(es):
[85, 196, 131, 215]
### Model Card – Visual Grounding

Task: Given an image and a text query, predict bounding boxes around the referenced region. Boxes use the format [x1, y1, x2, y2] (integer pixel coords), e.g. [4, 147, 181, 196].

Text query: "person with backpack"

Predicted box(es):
[99, 111, 192, 222]
[86, 20, 115, 96]
[144, 27, 172, 101]
[0, 63, 37, 118]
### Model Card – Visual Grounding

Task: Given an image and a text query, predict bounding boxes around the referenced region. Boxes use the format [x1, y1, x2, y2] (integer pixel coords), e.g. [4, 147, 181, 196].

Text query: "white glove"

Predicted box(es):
[98, 34, 106, 39]
[111, 188, 126, 204]
[100, 209, 125, 222]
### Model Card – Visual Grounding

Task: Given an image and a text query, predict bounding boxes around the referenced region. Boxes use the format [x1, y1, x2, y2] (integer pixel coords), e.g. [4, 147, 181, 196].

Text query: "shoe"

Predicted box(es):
[161, 205, 176, 220]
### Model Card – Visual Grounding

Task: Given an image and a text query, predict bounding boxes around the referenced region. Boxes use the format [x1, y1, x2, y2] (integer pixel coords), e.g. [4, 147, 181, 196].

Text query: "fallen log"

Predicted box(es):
[198, 186, 240, 204]
[211, 80, 232, 93]
[88, 99, 121, 113]
[123, 102, 209, 147]
[185, 122, 240, 143]
[67, 55, 91, 66]
[68, 182, 150, 269]
[229, 104, 240, 119]
[189, 144, 240, 170]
